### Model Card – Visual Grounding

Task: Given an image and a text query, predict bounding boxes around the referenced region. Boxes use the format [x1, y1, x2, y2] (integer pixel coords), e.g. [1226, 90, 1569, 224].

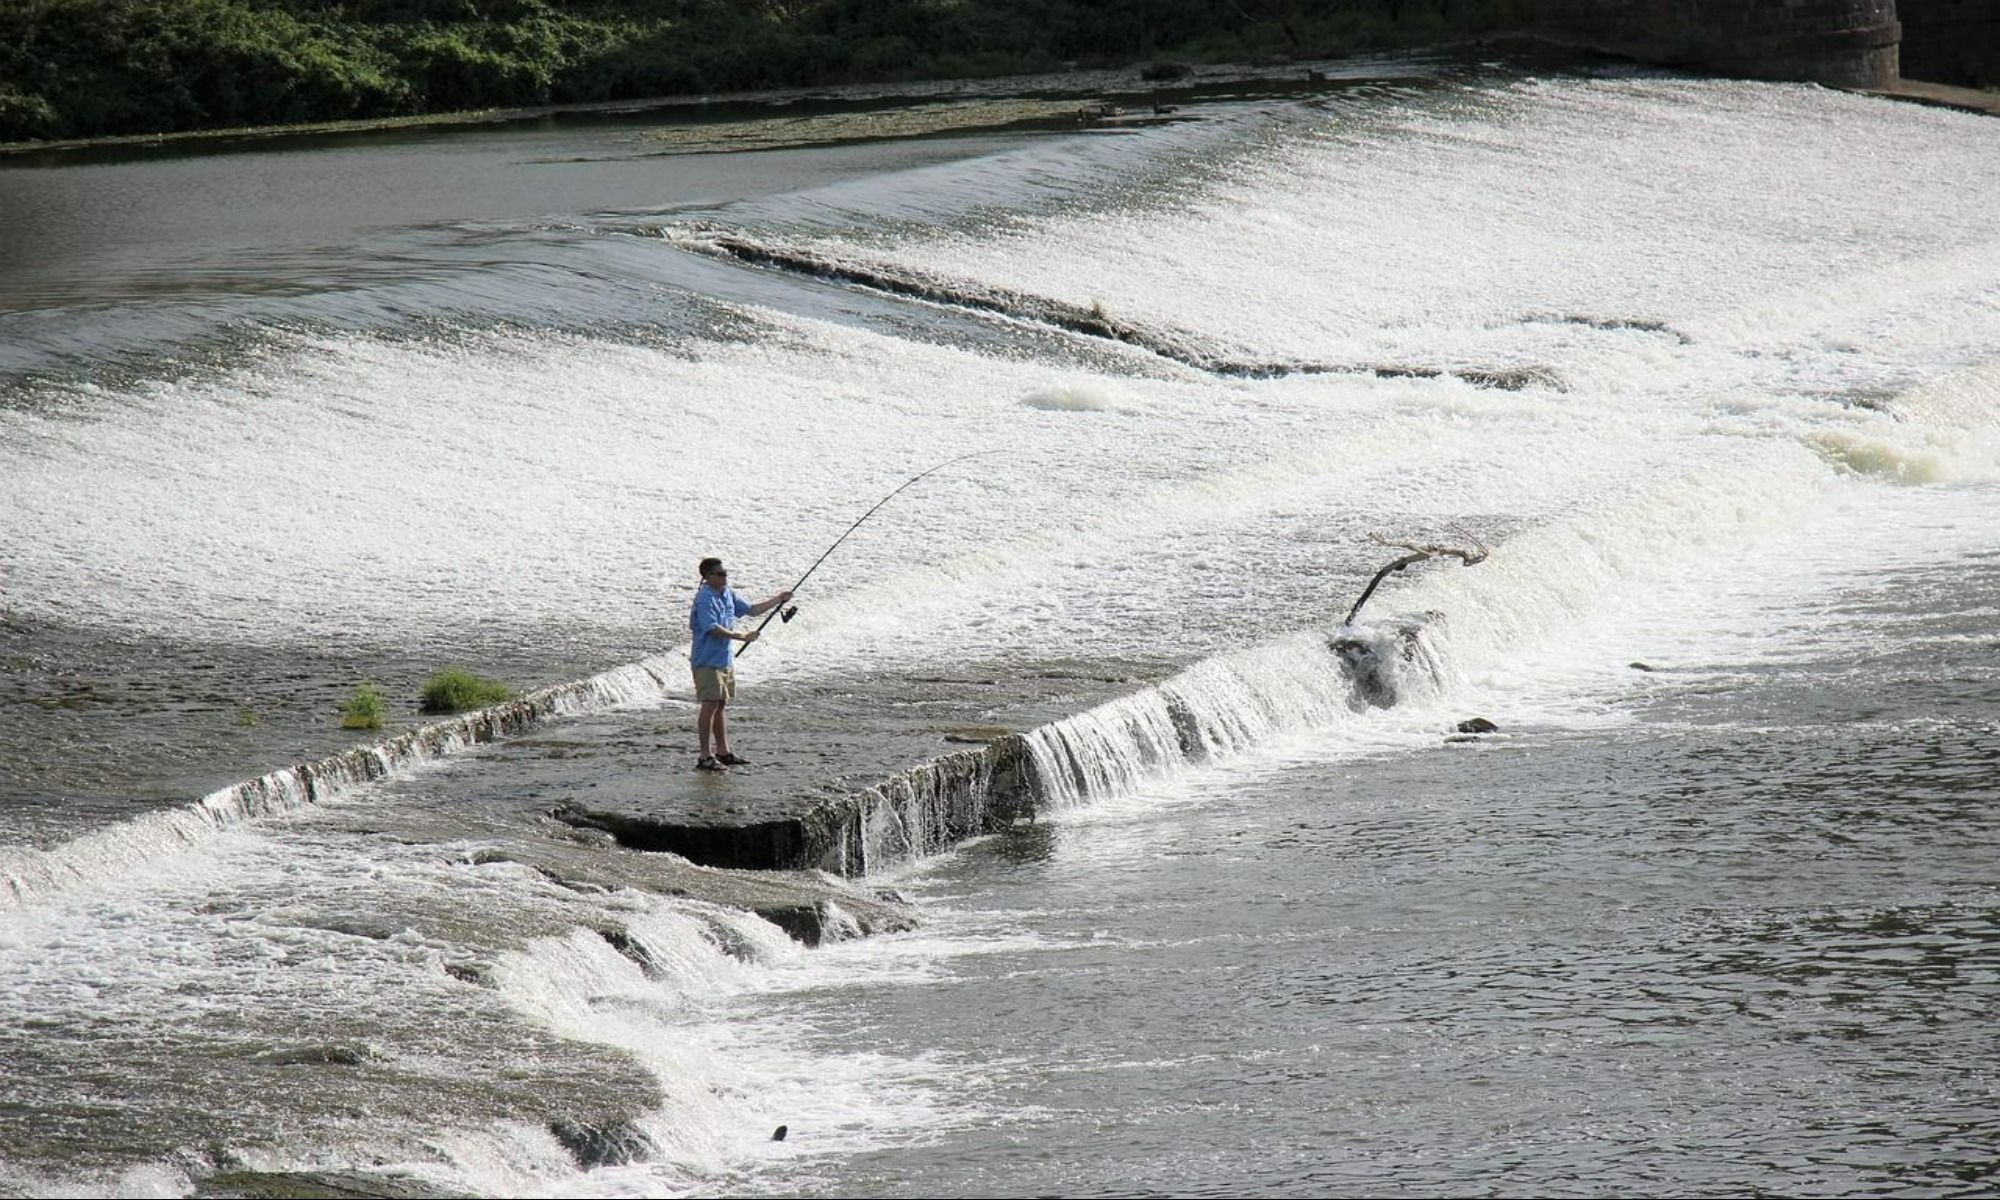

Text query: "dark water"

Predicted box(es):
[745, 556, 2000, 1198]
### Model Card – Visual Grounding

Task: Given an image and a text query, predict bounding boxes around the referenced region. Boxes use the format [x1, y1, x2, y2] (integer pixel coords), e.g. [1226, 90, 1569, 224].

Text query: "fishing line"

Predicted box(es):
[735, 450, 998, 656]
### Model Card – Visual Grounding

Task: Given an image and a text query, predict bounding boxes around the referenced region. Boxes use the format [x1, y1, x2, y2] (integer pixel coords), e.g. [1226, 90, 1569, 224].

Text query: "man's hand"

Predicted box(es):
[742, 630, 760, 644]
[776, 590, 795, 604]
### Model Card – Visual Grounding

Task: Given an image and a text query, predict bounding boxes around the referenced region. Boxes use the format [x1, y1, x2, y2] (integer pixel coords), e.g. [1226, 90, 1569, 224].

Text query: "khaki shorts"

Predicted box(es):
[692, 666, 736, 703]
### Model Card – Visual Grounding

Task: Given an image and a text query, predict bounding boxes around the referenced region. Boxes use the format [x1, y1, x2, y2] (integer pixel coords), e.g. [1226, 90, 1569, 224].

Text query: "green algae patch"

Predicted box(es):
[339, 684, 386, 730]
[419, 670, 515, 715]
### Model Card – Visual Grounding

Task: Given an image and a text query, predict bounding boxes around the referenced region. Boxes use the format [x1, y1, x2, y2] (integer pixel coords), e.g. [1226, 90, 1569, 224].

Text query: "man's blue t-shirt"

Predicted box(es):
[690, 585, 753, 668]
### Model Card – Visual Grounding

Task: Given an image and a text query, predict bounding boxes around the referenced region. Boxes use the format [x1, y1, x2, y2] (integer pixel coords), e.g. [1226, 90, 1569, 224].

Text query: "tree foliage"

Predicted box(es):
[0, 0, 1531, 141]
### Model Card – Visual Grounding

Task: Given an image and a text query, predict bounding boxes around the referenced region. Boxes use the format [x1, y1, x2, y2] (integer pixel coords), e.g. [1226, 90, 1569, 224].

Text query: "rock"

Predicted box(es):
[442, 961, 493, 987]
[753, 903, 828, 945]
[1629, 661, 1658, 672]
[1456, 364, 1565, 391]
[1333, 621, 1429, 709]
[598, 928, 660, 977]
[550, 1118, 656, 1169]
[772, 1124, 789, 1142]
[254, 1043, 372, 1067]
[1455, 717, 1499, 734]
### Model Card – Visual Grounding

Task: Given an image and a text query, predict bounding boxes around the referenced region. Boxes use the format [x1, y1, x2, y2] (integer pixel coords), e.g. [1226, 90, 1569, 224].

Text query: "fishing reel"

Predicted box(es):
[780, 605, 799, 623]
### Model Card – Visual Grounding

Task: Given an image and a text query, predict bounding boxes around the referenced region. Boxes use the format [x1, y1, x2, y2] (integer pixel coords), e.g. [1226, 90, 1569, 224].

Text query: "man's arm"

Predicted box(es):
[693, 595, 758, 645]
[747, 590, 795, 618]
[696, 606, 760, 645]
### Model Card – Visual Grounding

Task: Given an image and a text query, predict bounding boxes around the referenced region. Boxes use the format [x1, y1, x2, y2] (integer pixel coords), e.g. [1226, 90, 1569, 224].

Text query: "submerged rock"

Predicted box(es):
[597, 927, 657, 976]
[441, 960, 495, 987]
[752, 899, 868, 947]
[1456, 364, 1566, 391]
[1332, 619, 1432, 709]
[679, 230, 1558, 392]
[1455, 718, 1500, 734]
[549, 1117, 656, 1169]
[192, 1170, 466, 1199]
[252, 1043, 374, 1067]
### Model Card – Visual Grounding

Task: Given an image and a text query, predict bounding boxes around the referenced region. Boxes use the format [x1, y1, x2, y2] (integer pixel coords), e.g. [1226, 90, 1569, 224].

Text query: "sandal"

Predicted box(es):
[717, 753, 751, 767]
[695, 756, 729, 773]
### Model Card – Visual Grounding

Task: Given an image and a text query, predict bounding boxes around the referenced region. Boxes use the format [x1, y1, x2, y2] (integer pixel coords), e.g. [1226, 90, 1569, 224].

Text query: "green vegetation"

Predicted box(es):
[340, 684, 386, 730]
[0, 0, 1531, 143]
[419, 668, 516, 714]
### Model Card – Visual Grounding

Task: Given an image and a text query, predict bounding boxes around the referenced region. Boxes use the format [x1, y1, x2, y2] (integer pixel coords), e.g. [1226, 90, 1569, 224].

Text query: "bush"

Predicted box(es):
[340, 684, 386, 730]
[419, 669, 516, 714]
[0, 88, 61, 139]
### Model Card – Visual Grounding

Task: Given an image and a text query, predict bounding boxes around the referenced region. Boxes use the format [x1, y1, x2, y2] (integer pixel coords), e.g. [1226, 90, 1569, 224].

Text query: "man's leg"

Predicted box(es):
[698, 700, 719, 759]
[712, 701, 731, 760]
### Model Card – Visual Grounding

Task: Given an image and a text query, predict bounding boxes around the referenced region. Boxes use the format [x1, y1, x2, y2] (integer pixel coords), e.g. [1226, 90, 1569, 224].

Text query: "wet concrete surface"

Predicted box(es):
[0, 608, 619, 850]
[1864, 77, 2000, 117]
[361, 657, 1170, 874]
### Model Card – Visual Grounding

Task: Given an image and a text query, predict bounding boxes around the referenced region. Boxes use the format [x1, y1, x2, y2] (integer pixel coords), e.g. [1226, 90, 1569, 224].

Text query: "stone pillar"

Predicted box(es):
[1898, 0, 2000, 86]
[1534, 0, 1902, 89]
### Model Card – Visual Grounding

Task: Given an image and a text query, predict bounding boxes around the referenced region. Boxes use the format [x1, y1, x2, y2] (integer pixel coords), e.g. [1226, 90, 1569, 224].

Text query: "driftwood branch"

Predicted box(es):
[1343, 529, 1490, 626]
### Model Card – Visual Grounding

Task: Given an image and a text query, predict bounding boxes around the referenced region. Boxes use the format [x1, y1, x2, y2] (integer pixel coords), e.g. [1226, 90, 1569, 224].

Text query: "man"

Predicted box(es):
[689, 557, 793, 773]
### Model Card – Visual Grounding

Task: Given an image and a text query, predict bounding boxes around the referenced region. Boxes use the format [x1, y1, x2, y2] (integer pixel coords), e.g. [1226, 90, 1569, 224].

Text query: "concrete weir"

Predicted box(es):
[0, 654, 1159, 916]
[551, 733, 1043, 875]
[537, 635, 1399, 879]
[389, 661, 1174, 881]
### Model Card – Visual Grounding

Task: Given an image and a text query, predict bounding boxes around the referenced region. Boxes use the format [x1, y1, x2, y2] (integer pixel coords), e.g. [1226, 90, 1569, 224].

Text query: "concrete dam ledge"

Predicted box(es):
[550, 731, 1044, 876]
[0, 647, 1171, 915]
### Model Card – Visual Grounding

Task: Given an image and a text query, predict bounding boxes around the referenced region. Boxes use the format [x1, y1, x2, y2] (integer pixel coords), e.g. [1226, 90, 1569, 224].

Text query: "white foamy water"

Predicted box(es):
[820, 76, 2000, 380]
[0, 813, 996, 1199]
[7, 84, 1995, 669]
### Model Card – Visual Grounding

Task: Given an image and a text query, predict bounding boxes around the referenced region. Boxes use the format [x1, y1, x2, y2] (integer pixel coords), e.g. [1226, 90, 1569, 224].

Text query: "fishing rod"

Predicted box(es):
[735, 450, 998, 657]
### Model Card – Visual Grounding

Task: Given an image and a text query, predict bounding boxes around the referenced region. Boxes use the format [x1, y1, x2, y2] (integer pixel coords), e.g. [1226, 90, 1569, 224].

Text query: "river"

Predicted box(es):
[0, 58, 1994, 1197]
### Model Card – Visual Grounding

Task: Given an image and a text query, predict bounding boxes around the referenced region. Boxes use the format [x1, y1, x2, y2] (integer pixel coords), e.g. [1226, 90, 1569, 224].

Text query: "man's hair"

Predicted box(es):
[698, 557, 723, 578]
